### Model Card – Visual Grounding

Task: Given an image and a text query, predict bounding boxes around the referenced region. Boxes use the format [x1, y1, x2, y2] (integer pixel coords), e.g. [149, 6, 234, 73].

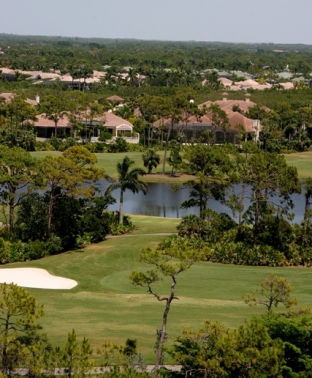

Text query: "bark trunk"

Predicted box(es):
[153, 277, 176, 378]
[119, 190, 124, 224]
[162, 126, 172, 175]
[304, 187, 312, 219]
[9, 196, 14, 234]
[253, 191, 260, 246]
[1, 314, 10, 374]
[239, 183, 246, 224]
[47, 193, 54, 236]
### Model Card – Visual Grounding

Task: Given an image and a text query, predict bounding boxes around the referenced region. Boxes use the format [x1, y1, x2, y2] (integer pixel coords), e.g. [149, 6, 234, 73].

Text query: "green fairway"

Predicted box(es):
[31, 150, 312, 180]
[31, 151, 170, 180]
[130, 214, 180, 234]
[2, 215, 312, 361]
[284, 151, 312, 178]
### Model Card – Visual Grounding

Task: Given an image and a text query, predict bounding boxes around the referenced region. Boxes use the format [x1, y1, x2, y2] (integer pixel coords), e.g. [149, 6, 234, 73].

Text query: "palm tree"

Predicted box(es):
[142, 149, 160, 174]
[105, 156, 148, 224]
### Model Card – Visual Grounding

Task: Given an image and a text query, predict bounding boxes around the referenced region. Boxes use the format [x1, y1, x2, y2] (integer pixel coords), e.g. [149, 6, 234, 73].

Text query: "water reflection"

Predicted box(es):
[98, 181, 306, 222]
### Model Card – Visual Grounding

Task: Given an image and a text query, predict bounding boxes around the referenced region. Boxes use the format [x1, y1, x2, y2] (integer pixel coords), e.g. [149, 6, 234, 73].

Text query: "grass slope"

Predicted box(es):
[2, 216, 311, 361]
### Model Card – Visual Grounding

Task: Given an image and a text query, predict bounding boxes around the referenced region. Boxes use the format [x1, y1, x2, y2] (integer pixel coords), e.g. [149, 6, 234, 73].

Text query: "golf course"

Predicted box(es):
[30, 150, 312, 180]
[0, 150, 310, 362]
[2, 214, 312, 361]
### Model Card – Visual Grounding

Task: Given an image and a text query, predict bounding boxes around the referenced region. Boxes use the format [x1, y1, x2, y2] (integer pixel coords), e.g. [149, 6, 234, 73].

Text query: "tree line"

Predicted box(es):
[2, 35, 312, 76]
[0, 146, 151, 263]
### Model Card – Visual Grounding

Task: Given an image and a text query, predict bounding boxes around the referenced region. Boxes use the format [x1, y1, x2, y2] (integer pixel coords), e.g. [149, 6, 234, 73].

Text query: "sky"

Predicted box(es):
[2, 0, 312, 45]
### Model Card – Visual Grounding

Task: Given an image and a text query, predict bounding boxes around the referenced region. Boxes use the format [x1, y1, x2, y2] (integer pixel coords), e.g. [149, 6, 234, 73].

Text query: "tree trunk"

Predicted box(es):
[1, 314, 9, 374]
[162, 126, 172, 175]
[253, 191, 260, 246]
[9, 196, 14, 234]
[304, 184, 312, 218]
[199, 190, 204, 219]
[239, 183, 246, 224]
[119, 190, 124, 224]
[153, 277, 176, 378]
[47, 193, 54, 236]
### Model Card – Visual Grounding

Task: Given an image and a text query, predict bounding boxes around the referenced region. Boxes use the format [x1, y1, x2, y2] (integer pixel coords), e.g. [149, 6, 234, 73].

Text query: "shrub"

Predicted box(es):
[35, 141, 56, 151]
[84, 142, 106, 153]
[205, 242, 286, 267]
[45, 235, 63, 255]
[107, 137, 128, 153]
[127, 144, 146, 152]
[49, 137, 67, 151]
[0, 238, 48, 264]
[107, 213, 135, 235]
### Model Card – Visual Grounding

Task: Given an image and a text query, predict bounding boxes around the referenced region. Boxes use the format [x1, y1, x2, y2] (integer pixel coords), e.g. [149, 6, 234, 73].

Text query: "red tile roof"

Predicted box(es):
[34, 114, 71, 128]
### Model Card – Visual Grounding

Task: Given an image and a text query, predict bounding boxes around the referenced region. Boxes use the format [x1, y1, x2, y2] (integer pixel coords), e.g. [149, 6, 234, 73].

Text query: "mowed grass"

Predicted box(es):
[284, 151, 312, 178]
[30, 151, 170, 180]
[32, 150, 312, 180]
[130, 214, 180, 234]
[2, 215, 312, 361]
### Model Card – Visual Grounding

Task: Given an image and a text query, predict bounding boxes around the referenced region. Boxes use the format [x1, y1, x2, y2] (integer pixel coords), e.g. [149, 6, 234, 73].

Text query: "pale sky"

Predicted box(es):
[2, 0, 312, 44]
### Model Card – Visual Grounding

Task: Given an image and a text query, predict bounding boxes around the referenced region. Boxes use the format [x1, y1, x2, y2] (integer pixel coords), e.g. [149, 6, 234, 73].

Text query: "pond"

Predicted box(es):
[99, 182, 306, 223]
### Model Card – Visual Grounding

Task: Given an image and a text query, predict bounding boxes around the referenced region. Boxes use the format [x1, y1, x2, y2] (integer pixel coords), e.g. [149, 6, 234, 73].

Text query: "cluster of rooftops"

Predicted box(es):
[1, 65, 310, 90]
[0, 91, 262, 144]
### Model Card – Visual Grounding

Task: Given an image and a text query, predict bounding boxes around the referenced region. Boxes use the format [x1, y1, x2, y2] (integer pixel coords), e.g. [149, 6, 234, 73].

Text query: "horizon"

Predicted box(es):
[1, 32, 311, 47]
[2, 0, 312, 45]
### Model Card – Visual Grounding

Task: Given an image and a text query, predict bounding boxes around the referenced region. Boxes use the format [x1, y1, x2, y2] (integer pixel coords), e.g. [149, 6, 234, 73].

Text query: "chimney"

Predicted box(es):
[35, 93, 40, 105]
[222, 92, 228, 101]
[245, 93, 251, 102]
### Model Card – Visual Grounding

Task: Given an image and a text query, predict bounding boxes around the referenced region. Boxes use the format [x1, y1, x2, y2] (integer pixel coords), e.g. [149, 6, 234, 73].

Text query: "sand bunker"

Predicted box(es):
[0, 268, 77, 289]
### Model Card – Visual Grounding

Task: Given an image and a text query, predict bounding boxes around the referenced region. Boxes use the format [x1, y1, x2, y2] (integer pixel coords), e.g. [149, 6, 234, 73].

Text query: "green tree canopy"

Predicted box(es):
[105, 156, 148, 224]
[0, 145, 40, 232]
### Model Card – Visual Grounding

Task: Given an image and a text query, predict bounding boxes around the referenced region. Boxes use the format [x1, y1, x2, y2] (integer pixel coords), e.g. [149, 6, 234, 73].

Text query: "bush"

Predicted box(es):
[127, 144, 147, 152]
[107, 137, 128, 153]
[35, 141, 56, 151]
[25, 241, 48, 260]
[98, 130, 113, 142]
[205, 242, 286, 267]
[45, 235, 62, 255]
[0, 238, 48, 264]
[107, 213, 135, 235]
[84, 142, 106, 153]
[49, 137, 67, 151]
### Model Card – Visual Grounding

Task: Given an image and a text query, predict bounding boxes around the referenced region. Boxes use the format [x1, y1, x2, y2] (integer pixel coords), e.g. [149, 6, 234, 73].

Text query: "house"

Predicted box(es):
[199, 93, 263, 141]
[0, 92, 39, 106]
[153, 93, 262, 143]
[34, 114, 72, 141]
[34, 111, 139, 144]
[153, 113, 238, 144]
[106, 95, 124, 104]
[91, 112, 139, 143]
[199, 93, 257, 113]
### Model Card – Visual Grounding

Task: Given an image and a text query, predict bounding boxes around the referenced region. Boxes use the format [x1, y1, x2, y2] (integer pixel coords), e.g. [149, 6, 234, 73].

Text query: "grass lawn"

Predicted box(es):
[284, 151, 312, 178]
[2, 215, 312, 362]
[31, 150, 312, 181]
[130, 214, 180, 234]
[30, 151, 174, 181]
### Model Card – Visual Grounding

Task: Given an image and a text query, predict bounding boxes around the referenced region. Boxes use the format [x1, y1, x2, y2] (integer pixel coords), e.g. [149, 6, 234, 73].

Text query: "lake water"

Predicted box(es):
[98, 182, 307, 223]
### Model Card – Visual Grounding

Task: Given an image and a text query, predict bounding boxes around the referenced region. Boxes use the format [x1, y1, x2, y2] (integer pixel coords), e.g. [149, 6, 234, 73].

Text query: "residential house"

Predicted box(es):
[153, 93, 263, 143]
[34, 114, 72, 141]
[34, 111, 139, 144]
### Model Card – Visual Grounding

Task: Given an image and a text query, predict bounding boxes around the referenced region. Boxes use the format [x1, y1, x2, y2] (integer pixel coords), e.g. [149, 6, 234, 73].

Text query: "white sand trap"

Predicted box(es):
[0, 268, 77, 289]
